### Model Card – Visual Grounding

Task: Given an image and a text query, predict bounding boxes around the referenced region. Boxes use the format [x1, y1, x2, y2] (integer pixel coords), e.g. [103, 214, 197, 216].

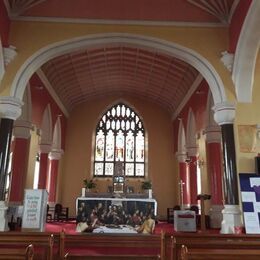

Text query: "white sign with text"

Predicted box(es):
[22, 189, 48, 231]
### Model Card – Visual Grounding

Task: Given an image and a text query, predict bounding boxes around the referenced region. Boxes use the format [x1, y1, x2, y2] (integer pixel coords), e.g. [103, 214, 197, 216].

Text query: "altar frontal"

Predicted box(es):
[76, 197, 157, 230]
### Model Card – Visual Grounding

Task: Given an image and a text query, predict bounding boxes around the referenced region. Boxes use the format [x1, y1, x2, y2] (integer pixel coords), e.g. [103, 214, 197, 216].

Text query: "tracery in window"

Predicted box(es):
[94, 103, 145, 177]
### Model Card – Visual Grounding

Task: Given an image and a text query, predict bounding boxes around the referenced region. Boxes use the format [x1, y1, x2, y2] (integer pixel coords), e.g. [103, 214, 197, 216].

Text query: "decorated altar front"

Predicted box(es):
[76, 197, 157, 225]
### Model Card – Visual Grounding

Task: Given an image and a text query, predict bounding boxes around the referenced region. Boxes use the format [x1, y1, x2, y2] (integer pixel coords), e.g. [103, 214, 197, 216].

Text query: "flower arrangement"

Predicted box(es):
[141, 179, 152, 190]
[83, 178, 97, 189]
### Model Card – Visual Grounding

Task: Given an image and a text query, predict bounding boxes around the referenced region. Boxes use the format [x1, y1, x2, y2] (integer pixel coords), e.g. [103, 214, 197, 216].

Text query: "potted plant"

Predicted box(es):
[141, 180, 152, 190]
[83, 178, 97, 192]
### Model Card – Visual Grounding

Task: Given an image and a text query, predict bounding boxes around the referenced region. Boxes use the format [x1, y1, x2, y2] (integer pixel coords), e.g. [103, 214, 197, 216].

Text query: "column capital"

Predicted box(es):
[186, 146, 198, 157]
[39, 143, 52, 154]
[204, 125, 222, 143]
[0, 96, 23, 120]
[176, 152, 187, 163]
[213, 102, 236, 125]
[13, 120, 32, 139]
[49, 149, 64, 160]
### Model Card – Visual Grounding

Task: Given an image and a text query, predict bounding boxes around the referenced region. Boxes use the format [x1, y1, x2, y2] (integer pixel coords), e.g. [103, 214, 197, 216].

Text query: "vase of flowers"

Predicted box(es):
[141, 180, 152, 198]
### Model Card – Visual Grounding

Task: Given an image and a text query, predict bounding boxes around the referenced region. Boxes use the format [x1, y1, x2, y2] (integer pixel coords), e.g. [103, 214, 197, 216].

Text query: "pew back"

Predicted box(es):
[60, 230, 165, 260]
[0, 244, 34, 260]
[173, 233, 260, 260]
[180, 244, 260, 260]
[0, 232, 56, 260]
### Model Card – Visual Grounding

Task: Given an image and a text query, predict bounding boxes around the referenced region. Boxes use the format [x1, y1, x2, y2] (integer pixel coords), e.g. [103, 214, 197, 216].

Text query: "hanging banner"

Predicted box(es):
[239, 173, 260, 234]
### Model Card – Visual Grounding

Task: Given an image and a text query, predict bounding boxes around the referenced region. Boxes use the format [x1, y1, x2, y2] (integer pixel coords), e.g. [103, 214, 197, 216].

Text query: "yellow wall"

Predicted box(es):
[26, 130, 38, 189]
[235, 53, 260, 173]
[60, 95, 177, 219]
[0, 21, 235, 99]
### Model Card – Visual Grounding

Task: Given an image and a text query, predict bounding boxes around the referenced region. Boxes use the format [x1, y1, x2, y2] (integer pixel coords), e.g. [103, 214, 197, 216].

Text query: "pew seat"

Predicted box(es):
[0, 244, 34, 260]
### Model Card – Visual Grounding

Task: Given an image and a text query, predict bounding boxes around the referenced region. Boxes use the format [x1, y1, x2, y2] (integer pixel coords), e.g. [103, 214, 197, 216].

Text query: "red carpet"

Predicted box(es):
[45, 220, 175, 234]
[45, 220, 221, 234]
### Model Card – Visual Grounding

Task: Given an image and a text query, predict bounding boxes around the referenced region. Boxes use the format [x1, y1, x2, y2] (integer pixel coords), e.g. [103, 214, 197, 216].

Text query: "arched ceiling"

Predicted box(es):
[40, 45, 199, 114]
[4, 0, 237, 115]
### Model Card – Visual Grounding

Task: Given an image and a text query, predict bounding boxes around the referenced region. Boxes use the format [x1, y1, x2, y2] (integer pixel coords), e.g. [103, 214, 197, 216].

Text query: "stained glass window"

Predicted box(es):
[94, 103, 145, 177]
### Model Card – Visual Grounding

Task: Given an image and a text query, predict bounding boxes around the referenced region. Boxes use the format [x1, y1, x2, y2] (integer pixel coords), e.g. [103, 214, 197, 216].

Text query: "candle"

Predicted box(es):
[81, 188, 86, 197]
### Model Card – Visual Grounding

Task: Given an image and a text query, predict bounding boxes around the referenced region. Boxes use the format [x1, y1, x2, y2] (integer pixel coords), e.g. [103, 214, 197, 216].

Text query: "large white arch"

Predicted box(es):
[9, 33, 227, 107]
[232, 0, 260, 102]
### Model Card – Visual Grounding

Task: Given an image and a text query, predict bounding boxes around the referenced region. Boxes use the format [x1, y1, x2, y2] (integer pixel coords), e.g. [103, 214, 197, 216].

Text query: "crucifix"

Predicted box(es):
[179, 180, 185, 210]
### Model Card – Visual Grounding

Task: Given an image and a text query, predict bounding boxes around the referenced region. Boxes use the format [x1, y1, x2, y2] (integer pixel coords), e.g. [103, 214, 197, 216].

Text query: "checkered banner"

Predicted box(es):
[239, 173, 260, 234]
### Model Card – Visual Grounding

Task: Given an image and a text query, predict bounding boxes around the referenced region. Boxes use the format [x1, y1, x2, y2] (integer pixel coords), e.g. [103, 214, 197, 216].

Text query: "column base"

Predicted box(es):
[220, 205, 243, 234]
[0, 201, 9, 231]
[209, 204, 223, 228]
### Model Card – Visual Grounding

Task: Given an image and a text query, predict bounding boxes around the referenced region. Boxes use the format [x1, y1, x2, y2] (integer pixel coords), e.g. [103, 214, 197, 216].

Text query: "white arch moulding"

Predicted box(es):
[9, 33, 227, 107]
[232, 0, 260, 102]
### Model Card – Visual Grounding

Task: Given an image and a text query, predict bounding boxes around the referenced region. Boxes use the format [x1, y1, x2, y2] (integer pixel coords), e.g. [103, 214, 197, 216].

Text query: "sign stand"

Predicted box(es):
[22, 189, 48, 232]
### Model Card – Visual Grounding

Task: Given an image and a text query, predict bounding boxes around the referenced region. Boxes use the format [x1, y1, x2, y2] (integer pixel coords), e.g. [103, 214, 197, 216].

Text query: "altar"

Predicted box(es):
[76, 197, 157, 224]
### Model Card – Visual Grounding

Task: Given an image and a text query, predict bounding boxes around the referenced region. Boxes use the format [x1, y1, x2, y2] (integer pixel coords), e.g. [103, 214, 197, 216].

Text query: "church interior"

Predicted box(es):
[0, 0, 260, 259]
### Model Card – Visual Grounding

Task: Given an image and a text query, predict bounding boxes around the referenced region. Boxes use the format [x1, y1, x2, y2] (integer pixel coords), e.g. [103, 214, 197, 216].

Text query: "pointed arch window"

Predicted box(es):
[94, 103, 145, 177]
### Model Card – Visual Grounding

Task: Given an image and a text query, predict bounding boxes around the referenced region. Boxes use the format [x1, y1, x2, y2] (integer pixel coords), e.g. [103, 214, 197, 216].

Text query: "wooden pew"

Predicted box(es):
[180, 244, 260, 260]
[59, 230, 166, 260]
[172, 233, 260, 260]
[0, 244, 34, 259]
[0, 232, 57, 260]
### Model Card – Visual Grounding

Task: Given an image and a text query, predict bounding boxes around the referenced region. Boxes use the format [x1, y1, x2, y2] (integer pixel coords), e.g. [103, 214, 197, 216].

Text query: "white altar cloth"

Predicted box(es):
[93, 225, 137, 234]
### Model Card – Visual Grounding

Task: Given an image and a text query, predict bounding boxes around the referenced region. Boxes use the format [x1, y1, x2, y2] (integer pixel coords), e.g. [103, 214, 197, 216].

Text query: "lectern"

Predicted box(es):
[197, 194, 211, 231]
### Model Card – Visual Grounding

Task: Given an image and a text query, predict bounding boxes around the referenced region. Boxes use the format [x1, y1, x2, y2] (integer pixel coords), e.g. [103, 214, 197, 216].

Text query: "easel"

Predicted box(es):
[197, 194, 211, 231]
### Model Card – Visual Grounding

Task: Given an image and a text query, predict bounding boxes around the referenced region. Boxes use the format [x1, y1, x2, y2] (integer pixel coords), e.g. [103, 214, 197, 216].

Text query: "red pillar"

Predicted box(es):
[38, 144, 51, 189]
[9, 138, 30, 203]
[48, 160, 59, 202]
[38, 153, 49, 189]
[189, 155, 198, 205]
[176, 151, 191, 208]
[9, 120, 31, 204]
[47, 150, 63, 203]
[205, 125, 224, 228]
[207, 142, 223, 204]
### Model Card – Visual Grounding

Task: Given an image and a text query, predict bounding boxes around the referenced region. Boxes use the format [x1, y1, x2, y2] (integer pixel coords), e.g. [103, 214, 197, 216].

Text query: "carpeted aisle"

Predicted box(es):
[45, 220, 175, 234]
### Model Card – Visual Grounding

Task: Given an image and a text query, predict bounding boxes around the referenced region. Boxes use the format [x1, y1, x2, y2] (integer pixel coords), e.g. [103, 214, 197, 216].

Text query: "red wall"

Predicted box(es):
[173, 79, 209, 152]
[229, 0, 252, 53]
[0, 1, 10, 46]
[30, 73, 67, 150]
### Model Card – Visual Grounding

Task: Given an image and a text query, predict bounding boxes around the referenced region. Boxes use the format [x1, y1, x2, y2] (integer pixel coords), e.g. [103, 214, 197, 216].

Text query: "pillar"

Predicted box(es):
[9, 120, 31, 204]
[38, 144, 51, 189]
[204, 125, 224, 228]
[0, 97, 23, 231]
[187, 147, 198, 206]
[213, 102, 242, 233]
[176, 152, 191, 208]
[47, 149, 63, 205]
